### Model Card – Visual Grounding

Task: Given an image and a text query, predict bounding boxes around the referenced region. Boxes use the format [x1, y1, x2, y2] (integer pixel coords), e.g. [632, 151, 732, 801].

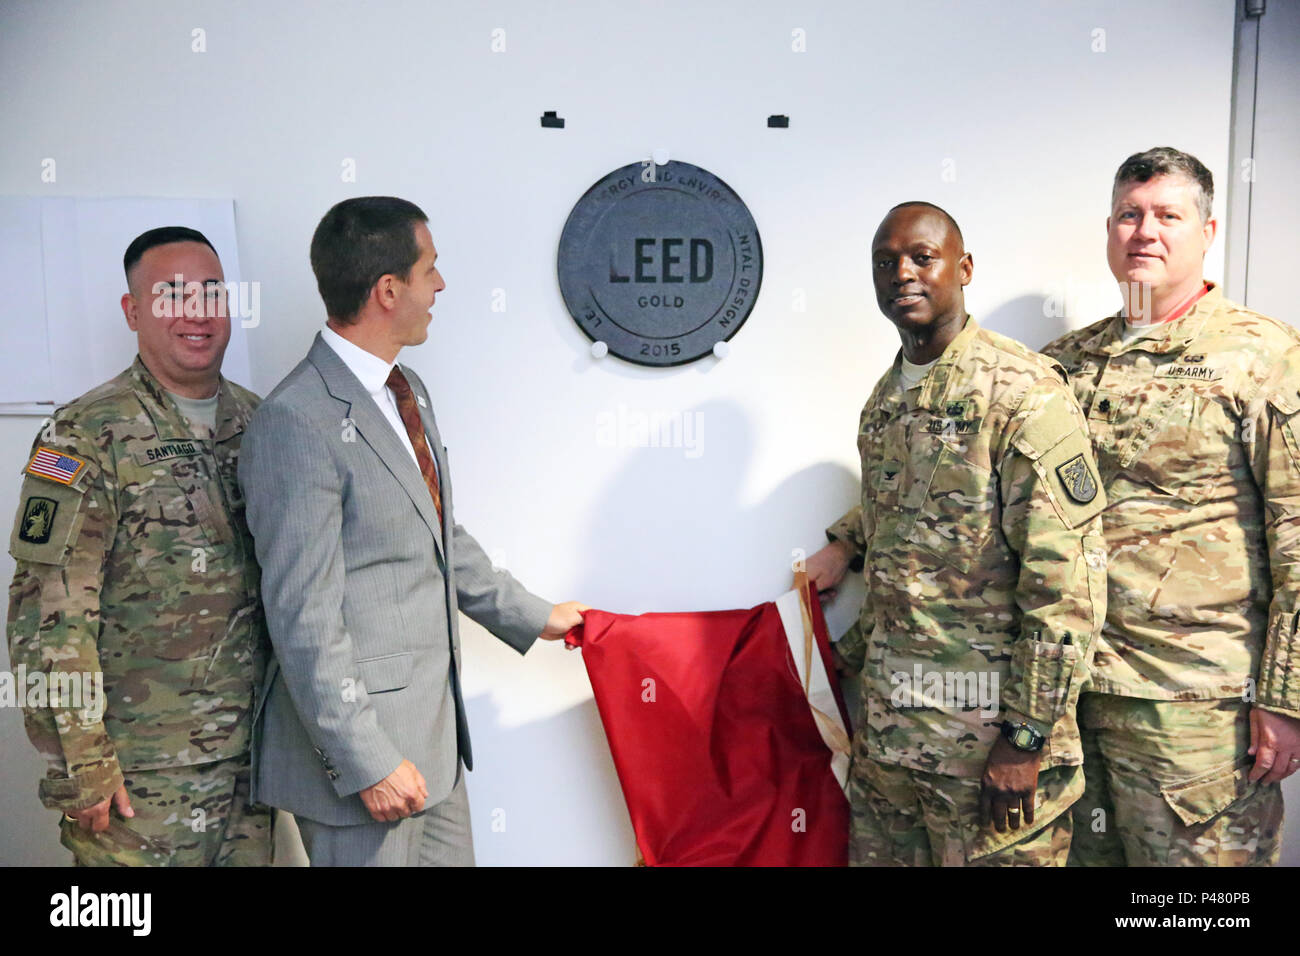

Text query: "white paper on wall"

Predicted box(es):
[0, 196, 250, 408]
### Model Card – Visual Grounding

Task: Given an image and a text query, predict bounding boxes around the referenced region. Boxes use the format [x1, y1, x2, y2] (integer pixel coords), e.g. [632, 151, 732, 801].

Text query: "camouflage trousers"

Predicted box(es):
[1068, 694, 1283, 867]
[59, 752, 272, 866]
[848, 756, 1082, 866]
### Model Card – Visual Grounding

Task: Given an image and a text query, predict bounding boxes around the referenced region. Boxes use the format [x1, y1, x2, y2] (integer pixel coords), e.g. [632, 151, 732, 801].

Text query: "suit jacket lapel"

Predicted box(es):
[307, 334, 445, 563]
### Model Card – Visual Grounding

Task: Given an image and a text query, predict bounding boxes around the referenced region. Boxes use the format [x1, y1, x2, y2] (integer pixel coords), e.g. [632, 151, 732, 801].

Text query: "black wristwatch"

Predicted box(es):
[1001, 720, 1047, 752]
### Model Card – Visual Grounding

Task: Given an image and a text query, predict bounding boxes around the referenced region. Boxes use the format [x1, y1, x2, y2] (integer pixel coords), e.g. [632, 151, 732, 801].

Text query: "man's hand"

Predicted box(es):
[540, 601, 590, 640]
[805, 541, 853, 600]
[69, 784, 134, 833]
[359, 759, 428, 823]
[979, 736, 1042, 833]
[1248, 707, 1300, 784]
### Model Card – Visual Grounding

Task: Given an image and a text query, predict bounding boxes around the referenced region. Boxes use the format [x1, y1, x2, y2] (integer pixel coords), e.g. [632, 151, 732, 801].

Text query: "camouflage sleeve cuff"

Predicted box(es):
[1256, 610, 1300, 717]
[833, 618, 868, 672]
[997, 708, 1053, 741]
[36, 760, 124, 814]
[1000, 638, 1081, 728]
[825, 507, 866, 572]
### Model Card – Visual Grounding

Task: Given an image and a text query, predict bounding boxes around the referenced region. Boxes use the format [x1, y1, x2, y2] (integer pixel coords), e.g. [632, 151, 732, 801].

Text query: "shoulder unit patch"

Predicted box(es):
[18, 496, 58, 544]
[1055, 453, 1098, 504]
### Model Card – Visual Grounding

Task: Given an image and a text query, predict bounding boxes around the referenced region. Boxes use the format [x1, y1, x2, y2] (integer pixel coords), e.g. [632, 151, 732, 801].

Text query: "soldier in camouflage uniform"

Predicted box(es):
[6, 226, 271, 866]
[1042, 148, 1300, 866]
[806, 203, 1108, 866]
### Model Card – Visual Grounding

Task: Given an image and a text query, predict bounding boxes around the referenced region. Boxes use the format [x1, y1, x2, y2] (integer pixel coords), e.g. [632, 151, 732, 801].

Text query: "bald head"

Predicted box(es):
[882, 201, 964, 250]
[871, 201, 973, 350]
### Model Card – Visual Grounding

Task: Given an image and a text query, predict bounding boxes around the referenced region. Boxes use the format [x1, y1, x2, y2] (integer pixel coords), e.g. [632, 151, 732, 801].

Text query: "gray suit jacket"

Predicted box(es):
[239, 333, 552, 826]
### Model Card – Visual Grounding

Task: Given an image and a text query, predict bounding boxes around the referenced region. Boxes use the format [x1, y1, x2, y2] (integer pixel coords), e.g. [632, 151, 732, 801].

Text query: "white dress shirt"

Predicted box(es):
[320, 325, 429, 472]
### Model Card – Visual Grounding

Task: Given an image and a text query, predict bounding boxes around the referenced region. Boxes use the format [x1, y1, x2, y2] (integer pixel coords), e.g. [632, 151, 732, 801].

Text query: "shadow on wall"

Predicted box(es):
[981, 294, 1070, 354]
[572, 397, 863, 615]
[278, 398, 866, 868]
[436, 399, 867, 865]
[0, 641, 66, 865]
[461, 693, 633, 866]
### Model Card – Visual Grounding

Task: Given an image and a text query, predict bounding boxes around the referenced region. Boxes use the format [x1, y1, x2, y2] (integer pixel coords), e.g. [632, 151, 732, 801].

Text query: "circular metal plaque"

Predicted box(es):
[557, 160, 763, 367]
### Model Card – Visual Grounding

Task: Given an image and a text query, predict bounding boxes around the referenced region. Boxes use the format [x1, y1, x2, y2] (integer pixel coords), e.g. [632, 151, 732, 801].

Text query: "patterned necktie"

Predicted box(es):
[385, 366, 443, 526]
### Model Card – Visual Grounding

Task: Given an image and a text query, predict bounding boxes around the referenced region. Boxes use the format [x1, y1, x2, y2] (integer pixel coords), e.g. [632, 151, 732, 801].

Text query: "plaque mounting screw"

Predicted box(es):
[590, 341, 609, 358]
[712, 341, 730, 359]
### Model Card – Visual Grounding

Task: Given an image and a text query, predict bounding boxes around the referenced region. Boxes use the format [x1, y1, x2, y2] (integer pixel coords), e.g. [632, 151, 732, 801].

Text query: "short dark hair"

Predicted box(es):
[1112, 147, 1214, 222]
[123, 226, 218, 283]
[886, 201, 965, 248]
[310, 197, 429, 322]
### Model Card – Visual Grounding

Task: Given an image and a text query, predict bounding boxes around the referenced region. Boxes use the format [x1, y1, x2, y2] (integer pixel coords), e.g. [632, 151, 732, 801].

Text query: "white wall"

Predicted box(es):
[1225, 0, 1300, 865]
[0, 0, 1240, 865]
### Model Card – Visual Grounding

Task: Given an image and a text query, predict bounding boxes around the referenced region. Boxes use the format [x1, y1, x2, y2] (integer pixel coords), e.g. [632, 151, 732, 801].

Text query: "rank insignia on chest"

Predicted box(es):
[1056, 454, 1098, 504]
[877, 460, 902, 489]
[18, 496, 58, 544]
[25, 447, 88, 485]
[1089, 391, 1120, 422]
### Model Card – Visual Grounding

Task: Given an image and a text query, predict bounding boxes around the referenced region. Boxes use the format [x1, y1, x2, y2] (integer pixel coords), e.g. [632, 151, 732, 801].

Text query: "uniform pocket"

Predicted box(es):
[903, 444, 995, 571]
[59, 815, 173, 867]
[961, 764, 1083, 864]
[1010, 639, 1081, 725]
[1159, 757, 1255, 827]
[1125, 389, 1229, 506]
[357, 651, 414, 693]
[125, 467, 232, 587]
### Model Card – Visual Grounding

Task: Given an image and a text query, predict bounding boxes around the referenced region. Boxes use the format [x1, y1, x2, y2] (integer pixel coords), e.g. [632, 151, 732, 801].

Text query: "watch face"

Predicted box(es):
[1012, 727, 1035, 749]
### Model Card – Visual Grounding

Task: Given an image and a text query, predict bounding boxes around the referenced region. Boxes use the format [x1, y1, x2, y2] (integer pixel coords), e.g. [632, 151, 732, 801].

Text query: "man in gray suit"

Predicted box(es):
[240, 196, 586, 865]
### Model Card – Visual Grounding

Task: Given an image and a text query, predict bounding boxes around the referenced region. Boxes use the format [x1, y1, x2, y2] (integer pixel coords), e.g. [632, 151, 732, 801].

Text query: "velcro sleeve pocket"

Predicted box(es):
[1011, 639, 1081, 725]
[1011, 395, 1105, 530]
[1036, 432, 1106, 530]
[1256, 610, 1300, 716]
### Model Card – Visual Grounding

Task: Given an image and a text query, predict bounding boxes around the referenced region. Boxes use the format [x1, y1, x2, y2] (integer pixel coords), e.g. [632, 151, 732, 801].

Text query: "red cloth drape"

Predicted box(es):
[567, 584, 850, 866]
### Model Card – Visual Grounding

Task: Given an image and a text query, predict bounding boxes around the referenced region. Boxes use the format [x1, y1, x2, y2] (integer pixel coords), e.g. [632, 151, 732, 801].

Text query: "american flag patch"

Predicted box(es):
[26, 447, 88, 485]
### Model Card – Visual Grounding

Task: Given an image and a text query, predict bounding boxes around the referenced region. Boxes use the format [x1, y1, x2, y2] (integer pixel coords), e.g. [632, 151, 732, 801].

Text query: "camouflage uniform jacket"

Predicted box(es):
[6, 357, 267, 812]
[1042, 285, 1300, 718]
[827, 317, 1108, 778]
